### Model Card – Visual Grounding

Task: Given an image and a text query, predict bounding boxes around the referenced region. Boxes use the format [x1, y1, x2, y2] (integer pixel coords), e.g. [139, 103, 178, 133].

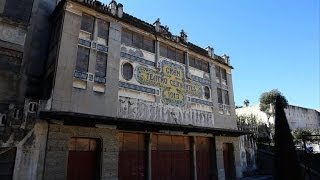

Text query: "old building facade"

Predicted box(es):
[1, 0, 246, 180]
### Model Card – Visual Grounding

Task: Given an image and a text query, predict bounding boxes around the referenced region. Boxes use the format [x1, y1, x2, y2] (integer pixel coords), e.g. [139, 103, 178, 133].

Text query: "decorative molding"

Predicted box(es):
[191, 74, 211, 86]
[190, 98, 213, 106]
[119, 81, 158, 95]
[120, 52, 155, 66]
[118, 96, 215, 127]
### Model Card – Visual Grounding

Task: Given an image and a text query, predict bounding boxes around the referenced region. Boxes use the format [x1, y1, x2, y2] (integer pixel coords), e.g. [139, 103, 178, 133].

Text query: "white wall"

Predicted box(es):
[236, 105, 320, 130]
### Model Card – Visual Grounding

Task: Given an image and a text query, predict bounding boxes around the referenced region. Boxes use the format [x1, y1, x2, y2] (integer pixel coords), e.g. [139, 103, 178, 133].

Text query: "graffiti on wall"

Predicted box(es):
[118, 96, 214, 127]
[136, 60, 202, 106]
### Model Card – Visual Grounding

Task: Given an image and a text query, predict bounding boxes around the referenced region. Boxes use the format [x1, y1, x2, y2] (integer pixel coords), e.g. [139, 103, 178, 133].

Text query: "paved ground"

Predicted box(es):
[239, 175, 273, 180]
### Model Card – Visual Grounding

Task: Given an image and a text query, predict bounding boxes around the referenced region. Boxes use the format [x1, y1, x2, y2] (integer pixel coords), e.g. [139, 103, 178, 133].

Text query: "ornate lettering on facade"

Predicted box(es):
[118, 96, 214, 127]
[136, 60, 202, 106]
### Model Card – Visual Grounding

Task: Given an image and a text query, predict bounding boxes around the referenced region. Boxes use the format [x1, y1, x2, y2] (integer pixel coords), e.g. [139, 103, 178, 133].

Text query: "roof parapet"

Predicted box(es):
[222, 54, 230, 65]
[205, 46, 214, 58]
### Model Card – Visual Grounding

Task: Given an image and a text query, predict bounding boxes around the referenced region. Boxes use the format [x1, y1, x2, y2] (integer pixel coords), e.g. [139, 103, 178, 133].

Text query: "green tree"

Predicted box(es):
[259, 89, 288, 124]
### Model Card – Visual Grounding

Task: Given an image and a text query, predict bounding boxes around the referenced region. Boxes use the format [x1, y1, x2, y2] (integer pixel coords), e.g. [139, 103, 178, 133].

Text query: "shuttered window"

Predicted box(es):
[121, 28, 155, 53]
[189, 55, 209, 72]
[97, 19, 109, 41]
[80, 14, 94, 34]
[217, 88, 223, 104]
[95, 52, 107, 78]
[75, 46, 90, 73]
[160, 43, 185, 64]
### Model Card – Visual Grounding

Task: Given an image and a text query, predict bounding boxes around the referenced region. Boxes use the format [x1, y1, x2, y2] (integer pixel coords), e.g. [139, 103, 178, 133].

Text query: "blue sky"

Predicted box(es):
[103, 0, 319, 109]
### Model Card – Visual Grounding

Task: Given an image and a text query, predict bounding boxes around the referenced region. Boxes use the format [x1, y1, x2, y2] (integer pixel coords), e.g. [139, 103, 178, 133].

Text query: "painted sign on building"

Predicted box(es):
[136, 60, 202, 106]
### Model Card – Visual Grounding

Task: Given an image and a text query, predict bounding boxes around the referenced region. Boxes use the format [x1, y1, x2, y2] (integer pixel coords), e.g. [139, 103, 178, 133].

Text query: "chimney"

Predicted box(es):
[153, 18, 161, 32]
[180, 29, 188, 42]
[117, 3, 123, 18]
[109, 0, 117, 16]
[205, 46, 214, 58]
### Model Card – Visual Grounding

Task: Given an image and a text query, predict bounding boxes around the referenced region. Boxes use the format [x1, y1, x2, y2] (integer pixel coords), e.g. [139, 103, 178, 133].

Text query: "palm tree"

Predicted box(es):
[243, 99, 250, 107]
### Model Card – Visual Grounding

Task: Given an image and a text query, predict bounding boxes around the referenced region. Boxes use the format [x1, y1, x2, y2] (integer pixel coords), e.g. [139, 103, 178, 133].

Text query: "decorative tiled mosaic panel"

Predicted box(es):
[74, 70, 88, 80]
[190, 98, 213, 106]
[119, 81, 158, 95]
[97, 44, 108, 52]
[120, 52, 155, 66]
[78, 39, 91, 47]
[94, 76, 106, 84]
[191, 75, 211, 86]
[78, 38, 108, 53]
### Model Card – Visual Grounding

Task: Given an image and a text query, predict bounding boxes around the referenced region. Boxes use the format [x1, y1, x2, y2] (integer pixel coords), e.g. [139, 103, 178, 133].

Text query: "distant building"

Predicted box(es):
[0, 0, 248, 180]
[236, 104, 320, 130]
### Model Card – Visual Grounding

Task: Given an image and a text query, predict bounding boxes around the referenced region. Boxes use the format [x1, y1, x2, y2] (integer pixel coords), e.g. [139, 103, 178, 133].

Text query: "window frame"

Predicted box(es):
[121, 28, 155, 53]
[75, 45, 90, 74]
[80, 13, 95, 35]
[122, 62, 134, 81]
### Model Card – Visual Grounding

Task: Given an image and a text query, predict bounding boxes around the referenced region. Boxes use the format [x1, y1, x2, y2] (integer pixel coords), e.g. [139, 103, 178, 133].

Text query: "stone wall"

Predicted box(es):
[236, 105, 320, 130]
[12, 120, 48, 180]
[43, 123, 119, 180]
[215, 136, 242, 180]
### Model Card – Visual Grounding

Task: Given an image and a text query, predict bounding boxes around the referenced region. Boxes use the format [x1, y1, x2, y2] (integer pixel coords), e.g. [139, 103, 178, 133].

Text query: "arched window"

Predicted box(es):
[204, 86, 210, 99]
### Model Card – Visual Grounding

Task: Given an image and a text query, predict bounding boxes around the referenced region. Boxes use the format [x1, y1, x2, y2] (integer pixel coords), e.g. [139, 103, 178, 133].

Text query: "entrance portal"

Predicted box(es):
[67, 138, 101, 180]
[223, 143, 236, 180]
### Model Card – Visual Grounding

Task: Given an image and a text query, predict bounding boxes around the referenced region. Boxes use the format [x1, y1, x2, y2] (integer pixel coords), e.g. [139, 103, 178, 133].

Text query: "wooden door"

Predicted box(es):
[118, 132, 146, 180]
[196, 137, 217, 180]
[223, 143, 236, 180]
[67, 138, 100, 180]
[152, 134, 191, 180]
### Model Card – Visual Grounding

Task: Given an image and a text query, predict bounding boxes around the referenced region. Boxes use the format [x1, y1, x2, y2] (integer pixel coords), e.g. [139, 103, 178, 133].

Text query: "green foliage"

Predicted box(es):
[259, 89, 288, 119]
[292, 128, 320, 143]
[237, 114, 269, 140]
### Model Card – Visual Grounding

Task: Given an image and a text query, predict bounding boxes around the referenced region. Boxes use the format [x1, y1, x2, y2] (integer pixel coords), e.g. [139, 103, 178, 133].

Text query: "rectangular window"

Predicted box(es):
[224, 90, 230, 105]
[121, 28, 132, 46]
[132, 32, 143, 49]
[176, 49, 185, 64]
[221, 68, 227, 81]
[95, 52, 107, 78]
[121, 28, 155, 53]
[215, 65, 221, 79]
[202, 61, 209, 73]
[80, 14, 94, 34]
[195, 59, 202, 70]
[167, 46, 176, 61]
[97, 19, 109, 41]
[142, 37, 155, 53]
[160, 43, 167, 57]
[189, 55, 195, 68]
[217, 88, 223, 104]
[75, 46, 90, 72]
